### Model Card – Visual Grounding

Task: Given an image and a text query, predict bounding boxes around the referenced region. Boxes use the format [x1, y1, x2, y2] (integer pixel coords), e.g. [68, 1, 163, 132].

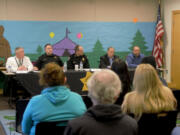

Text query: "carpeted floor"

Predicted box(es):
[0, 89, 180, 135]
[0, 122, 6, 135]
[0, 110, 21, 135]
[0, 94, 12, 110]
[0, 92, 20, 135]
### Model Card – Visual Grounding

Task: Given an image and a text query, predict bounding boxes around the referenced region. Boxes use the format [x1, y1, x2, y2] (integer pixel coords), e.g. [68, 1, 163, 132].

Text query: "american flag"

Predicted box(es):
[152, 4, 164, 67]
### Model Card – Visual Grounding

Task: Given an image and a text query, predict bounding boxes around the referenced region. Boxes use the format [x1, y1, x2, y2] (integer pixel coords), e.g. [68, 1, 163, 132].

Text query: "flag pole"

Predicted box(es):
[158, 0, 165, 76]
[159, 0, 164, 69]
[158, 0, 161, 4]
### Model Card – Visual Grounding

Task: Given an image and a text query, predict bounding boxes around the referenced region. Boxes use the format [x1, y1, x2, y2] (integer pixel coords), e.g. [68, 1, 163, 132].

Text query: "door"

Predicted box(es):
[171, 10, 180, 89]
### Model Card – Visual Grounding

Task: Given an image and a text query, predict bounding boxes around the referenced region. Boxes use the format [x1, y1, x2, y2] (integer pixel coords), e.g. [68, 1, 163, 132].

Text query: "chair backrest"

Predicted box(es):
[172, 90, 180, 111]
[35, 121, 68, 135]
[16, 99, 30, 133]
[138, 110, 178, 135]
[81, 95, 92, 109]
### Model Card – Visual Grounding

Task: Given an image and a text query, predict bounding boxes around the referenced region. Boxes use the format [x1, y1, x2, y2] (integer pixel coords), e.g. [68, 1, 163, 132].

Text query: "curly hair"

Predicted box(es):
[39, 62, 65, 86]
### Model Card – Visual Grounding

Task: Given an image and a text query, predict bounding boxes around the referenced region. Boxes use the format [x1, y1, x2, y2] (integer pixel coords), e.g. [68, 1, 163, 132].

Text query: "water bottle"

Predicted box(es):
[80, 61, 83, 71]
[64, 61, 67, 72]
[7, 65, 12, 73]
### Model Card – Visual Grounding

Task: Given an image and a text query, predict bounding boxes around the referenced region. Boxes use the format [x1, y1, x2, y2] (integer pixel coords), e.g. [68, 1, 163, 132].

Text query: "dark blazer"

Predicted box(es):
[99, 54, 119, 68]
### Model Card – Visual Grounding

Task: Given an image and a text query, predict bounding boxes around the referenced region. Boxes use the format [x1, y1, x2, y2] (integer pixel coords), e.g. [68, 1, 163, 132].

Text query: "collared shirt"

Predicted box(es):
[126, 53, 144, 68]
[109, 57, 113, 66]
[6, 56, 33, 72]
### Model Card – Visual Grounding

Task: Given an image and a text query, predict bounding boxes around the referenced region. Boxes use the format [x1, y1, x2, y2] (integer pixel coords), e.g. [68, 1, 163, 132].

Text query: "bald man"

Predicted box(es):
[126, 46, 144, 68]
[67, 45, 90, 69]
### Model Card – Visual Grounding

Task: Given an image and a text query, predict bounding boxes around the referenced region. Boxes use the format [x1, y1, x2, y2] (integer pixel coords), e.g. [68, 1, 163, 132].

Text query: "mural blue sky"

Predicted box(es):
[0, 21, 156, 53]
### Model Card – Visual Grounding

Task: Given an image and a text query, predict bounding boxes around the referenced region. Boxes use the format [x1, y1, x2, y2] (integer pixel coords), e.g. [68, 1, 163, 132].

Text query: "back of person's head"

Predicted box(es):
[40, 62, 65, 86]
[133, 64, 161, 93]
[122, 64, 176, 116]
[87, 69, 121, 105]
[111, 59, 131, 92]
[141, 56, 156, 69]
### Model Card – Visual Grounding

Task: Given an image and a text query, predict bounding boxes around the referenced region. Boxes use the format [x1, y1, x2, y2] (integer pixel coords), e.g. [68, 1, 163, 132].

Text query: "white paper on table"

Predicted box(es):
[83, 68, 91, 72]
[16, 70, 29, 74]
[33, 70, 40, 73]
[90, 69, 102, 72]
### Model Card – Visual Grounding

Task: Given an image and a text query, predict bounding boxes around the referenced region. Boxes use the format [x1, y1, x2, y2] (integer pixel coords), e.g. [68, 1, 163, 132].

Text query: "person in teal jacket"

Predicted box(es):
[21, 63, 87, 135]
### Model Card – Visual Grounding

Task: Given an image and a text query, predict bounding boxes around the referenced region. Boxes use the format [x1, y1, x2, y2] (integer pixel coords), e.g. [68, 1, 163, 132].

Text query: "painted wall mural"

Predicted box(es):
[0, 20, 156, 67]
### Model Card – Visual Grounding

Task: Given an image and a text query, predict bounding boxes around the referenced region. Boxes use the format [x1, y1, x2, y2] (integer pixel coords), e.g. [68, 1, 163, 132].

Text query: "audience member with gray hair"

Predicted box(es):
[64, 69, 138, 135]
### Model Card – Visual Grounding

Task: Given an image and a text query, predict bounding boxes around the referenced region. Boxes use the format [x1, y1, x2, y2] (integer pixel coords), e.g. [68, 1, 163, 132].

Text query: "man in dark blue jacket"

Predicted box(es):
[99, 47, 119, 68]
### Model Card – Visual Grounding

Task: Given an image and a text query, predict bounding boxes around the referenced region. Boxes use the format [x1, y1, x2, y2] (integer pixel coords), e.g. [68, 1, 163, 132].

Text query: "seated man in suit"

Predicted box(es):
[34, 44, 63, 70]
[67, 45, 90, 70]
[126, 46, 144, 68]
[6, 47, 33, 72]
[99, 47, 119, 68]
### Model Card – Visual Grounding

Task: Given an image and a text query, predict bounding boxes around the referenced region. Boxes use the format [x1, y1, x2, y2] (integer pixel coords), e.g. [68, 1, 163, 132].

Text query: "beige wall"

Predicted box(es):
[0, 0, 158, 22]
[162, 0, 180, 83]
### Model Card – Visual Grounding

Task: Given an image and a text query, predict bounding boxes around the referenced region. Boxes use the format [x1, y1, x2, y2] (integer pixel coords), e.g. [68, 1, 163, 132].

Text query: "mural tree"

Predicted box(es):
[36, 45, 43, 55]
[129, 29, 148, 55]
[89, 39, 105, 67]
[93, 39, 105, 55]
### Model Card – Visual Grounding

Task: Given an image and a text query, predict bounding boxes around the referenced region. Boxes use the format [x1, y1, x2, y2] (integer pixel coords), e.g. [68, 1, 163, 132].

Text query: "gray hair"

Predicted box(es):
[107, 46, 114, 51]
[15, 47, 24, 53]
[87, 69, 121, 104]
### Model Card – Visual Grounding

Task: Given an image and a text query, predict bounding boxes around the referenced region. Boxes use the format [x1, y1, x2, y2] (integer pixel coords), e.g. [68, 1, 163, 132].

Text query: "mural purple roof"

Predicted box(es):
[53, 28, 76, 56]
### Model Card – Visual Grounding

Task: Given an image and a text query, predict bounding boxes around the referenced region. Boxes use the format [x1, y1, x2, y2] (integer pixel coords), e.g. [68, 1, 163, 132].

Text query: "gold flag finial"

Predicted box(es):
[158, 0, 161, 4]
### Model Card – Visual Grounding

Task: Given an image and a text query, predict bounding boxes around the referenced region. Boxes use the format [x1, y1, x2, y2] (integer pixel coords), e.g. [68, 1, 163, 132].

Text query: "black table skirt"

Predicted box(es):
[14, 71, 90, 96]
[2, 69, 135, 97]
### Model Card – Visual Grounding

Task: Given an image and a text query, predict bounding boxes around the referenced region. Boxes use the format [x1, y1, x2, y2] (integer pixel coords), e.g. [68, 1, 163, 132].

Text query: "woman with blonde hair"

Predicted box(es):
[122, 64, 177, 118]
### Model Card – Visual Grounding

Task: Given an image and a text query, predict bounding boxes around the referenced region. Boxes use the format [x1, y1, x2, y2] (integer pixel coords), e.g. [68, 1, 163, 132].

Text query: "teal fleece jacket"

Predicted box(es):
[22, 86, 87, 135]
